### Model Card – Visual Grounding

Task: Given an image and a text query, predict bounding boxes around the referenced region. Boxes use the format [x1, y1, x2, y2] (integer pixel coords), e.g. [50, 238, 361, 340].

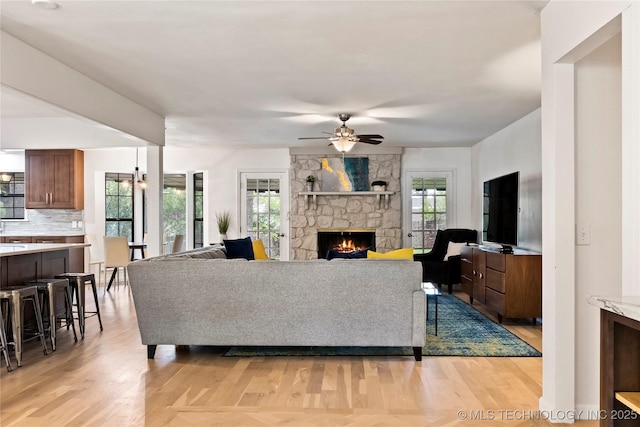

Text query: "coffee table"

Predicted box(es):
[422, 282, 441, 335]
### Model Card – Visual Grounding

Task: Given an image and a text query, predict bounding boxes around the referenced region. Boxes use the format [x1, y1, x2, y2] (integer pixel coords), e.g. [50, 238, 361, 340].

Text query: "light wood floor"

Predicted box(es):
[1, 286, 598, 427]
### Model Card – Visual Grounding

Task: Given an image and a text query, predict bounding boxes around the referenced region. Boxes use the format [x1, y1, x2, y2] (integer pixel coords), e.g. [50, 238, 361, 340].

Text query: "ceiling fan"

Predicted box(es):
[298, 113, 384, 153]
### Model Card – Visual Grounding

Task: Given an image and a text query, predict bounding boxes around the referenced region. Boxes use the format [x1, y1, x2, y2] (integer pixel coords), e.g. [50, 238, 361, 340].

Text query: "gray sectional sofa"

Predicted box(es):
[127, 246, 426, 360]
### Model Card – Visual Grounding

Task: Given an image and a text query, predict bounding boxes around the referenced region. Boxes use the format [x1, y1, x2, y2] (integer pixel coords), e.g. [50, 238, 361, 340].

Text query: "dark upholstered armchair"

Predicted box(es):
[413, 229, 478, 294]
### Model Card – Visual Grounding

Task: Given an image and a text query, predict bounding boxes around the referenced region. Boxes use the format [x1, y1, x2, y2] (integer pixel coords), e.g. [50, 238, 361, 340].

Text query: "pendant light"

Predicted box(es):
[122, 148, 146, 189]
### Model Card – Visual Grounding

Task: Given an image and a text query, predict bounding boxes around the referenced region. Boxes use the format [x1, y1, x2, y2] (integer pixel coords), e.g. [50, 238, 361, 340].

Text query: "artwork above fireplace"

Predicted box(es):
[317, 229, 376, 259]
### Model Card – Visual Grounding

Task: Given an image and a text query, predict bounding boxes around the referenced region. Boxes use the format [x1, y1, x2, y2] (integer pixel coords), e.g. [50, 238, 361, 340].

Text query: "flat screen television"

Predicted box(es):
[483, 171, 519, 251]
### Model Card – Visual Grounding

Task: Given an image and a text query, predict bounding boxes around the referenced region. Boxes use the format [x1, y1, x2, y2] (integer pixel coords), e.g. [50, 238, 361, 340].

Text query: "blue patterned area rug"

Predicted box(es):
[224, 295, 542, 357]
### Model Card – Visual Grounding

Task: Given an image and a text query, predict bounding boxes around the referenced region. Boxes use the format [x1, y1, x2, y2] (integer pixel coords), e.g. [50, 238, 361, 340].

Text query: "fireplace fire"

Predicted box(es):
[334, 239, 360, 253]
[317, 229, 376, 259]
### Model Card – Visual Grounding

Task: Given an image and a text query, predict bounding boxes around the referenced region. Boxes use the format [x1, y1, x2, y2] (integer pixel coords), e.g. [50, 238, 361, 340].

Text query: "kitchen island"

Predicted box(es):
[0, 243, 89, 289]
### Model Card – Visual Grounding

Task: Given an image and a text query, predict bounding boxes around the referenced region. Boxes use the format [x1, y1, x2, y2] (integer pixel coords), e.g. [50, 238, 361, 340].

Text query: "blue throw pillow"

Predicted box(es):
[223, 236, 255, 260]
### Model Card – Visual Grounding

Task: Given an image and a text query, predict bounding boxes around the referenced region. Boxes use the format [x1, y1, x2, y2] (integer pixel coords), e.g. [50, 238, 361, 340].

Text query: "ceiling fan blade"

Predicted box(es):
[359, 139, 383, 145]
[356, 134, 384, 139]
[298, 137, 330, 140]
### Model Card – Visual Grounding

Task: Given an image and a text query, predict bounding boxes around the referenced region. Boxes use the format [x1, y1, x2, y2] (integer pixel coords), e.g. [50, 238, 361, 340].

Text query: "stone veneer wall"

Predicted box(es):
[290, 154, 402, 260]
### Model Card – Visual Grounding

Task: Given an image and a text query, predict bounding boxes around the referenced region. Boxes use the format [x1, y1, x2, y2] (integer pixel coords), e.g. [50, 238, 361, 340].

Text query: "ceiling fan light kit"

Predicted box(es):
[332, 138, 358, 153]
[299, 113, 384, 153]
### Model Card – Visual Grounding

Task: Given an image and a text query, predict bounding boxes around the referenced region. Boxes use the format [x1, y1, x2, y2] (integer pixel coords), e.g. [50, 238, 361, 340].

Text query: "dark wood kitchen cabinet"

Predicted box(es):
[1, 235, 85, 272]
[25, 149, 84, 209]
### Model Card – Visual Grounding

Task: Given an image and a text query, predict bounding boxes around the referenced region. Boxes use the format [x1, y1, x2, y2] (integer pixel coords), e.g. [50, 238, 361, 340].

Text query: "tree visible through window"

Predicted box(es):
[193, 173, 204, 248]
[0, 173, 25, 220]
[105, 173, 134, 241]
[163, 174, 186, 252]
[411, 177, 447, 253]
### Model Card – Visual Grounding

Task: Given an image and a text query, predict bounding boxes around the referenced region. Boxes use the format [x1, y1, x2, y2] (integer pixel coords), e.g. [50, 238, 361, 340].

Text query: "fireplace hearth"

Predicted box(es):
[317, 229, 376, 259]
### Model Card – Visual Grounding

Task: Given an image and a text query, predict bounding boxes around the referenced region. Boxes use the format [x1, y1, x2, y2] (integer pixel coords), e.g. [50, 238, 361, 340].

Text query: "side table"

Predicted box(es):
[422, 282, 441, 335]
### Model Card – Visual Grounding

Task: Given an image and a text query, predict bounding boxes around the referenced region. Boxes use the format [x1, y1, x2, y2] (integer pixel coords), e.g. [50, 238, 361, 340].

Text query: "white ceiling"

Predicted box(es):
[0, 0, 546, 150]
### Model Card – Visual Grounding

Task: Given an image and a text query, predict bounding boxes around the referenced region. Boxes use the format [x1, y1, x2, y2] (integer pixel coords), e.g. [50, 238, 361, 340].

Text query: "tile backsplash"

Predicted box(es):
[0, 209, 84, 235]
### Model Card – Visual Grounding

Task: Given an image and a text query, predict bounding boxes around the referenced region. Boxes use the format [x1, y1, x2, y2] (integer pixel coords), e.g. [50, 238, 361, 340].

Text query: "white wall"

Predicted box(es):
[471, 109, 542, 252]
[402, 147, 473, 229]
[574, 33, 622, 414]
[0, 151, 24, 170]
[540, 0, 639, 420]
[83, 146, 290, 246]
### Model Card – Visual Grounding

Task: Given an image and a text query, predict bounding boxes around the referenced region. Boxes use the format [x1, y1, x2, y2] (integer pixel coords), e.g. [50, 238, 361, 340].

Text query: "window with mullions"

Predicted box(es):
[194, 173, 204, 248]
[163, 174, 186, 252]
[245, 178, 281, 259]
[105, 173, 134, 241]
[0, 173, 25, 220]
[411, 177, 447, 253]
[142, 174, 187, 253]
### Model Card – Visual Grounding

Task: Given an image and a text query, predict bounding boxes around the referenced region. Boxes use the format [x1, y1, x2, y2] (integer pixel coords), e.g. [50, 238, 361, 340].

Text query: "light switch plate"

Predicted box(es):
[576, 223, 591, 245]
[72, 220, 78, 228]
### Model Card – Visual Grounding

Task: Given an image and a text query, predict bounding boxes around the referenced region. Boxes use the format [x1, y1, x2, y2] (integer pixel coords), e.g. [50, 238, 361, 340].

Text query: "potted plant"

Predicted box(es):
[371, 180, 387, 192]
[216, 211, 231, 240]
[305, 175, 316, 192]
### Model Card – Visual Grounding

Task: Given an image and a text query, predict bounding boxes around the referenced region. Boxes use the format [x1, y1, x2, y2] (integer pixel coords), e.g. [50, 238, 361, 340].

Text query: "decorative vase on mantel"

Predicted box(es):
[305, 175, 316, 192]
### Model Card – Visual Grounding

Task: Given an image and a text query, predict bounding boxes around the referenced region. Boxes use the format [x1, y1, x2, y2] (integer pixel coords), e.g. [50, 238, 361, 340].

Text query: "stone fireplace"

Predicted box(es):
[317, 229, 376, 259]
[289, 148, 403, 260]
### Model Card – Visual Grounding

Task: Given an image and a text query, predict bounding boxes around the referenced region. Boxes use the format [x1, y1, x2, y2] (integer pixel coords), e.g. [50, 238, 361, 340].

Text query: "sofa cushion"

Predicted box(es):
[252, 239, 269, 260]
[224, 236, 255, 260]
[367, 247, 414, 260]
[187, 248, 227, 259]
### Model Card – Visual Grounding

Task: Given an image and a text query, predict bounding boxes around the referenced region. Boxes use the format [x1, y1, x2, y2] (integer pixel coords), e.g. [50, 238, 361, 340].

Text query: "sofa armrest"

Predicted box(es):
[413, 251, 440, 263]
[412, 289, 427, 347]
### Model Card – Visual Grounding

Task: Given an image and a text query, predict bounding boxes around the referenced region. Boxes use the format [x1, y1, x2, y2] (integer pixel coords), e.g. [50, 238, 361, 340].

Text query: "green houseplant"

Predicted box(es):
[216, 211, 231, 240]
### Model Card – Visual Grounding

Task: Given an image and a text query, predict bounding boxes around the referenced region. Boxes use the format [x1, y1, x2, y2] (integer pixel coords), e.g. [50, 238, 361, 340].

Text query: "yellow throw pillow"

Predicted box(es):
[252, 239, 269, 260]
[367, 247, 414, 260]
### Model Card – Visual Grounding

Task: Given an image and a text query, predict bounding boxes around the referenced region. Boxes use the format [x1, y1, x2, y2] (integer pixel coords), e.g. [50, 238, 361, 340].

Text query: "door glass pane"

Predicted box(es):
[245, 177, 281, 259]
[164, 174, 186, 253]
[411, 176, 447, 253]
[193, 173, 204, 248]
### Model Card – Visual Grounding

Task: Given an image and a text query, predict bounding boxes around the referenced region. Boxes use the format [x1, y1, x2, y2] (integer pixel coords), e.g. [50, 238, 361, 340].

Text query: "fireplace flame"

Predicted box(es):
[334, 239, 361, 253]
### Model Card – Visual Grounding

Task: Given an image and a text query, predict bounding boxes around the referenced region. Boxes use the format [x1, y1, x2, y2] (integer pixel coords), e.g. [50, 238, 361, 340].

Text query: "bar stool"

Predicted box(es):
[0, 305, 13, 372]
[0, 285, 49, 367]
[55, 273, 103, 338]
[25, 278, 78, 351]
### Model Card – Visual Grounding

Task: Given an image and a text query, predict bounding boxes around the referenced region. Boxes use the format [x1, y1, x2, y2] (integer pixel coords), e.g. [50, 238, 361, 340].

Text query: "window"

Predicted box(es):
[163, 174, 186, 253]
[105, 173, 134, 241]
[193, 173, 204, 248]
[0, 173, 25, 220]
[411, 177, 447, 253]
[244, 177, 281, 259]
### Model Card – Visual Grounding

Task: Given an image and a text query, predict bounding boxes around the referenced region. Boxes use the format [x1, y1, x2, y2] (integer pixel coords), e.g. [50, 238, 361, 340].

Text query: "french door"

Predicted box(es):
[239, 171, 289, 260]
[403, 170, 454, 253]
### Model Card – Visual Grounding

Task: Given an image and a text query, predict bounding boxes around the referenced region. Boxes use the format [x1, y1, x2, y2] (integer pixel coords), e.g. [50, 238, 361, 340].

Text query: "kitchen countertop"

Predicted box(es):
[587, 295, 640, 323]
[0, 243, 90, 257]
